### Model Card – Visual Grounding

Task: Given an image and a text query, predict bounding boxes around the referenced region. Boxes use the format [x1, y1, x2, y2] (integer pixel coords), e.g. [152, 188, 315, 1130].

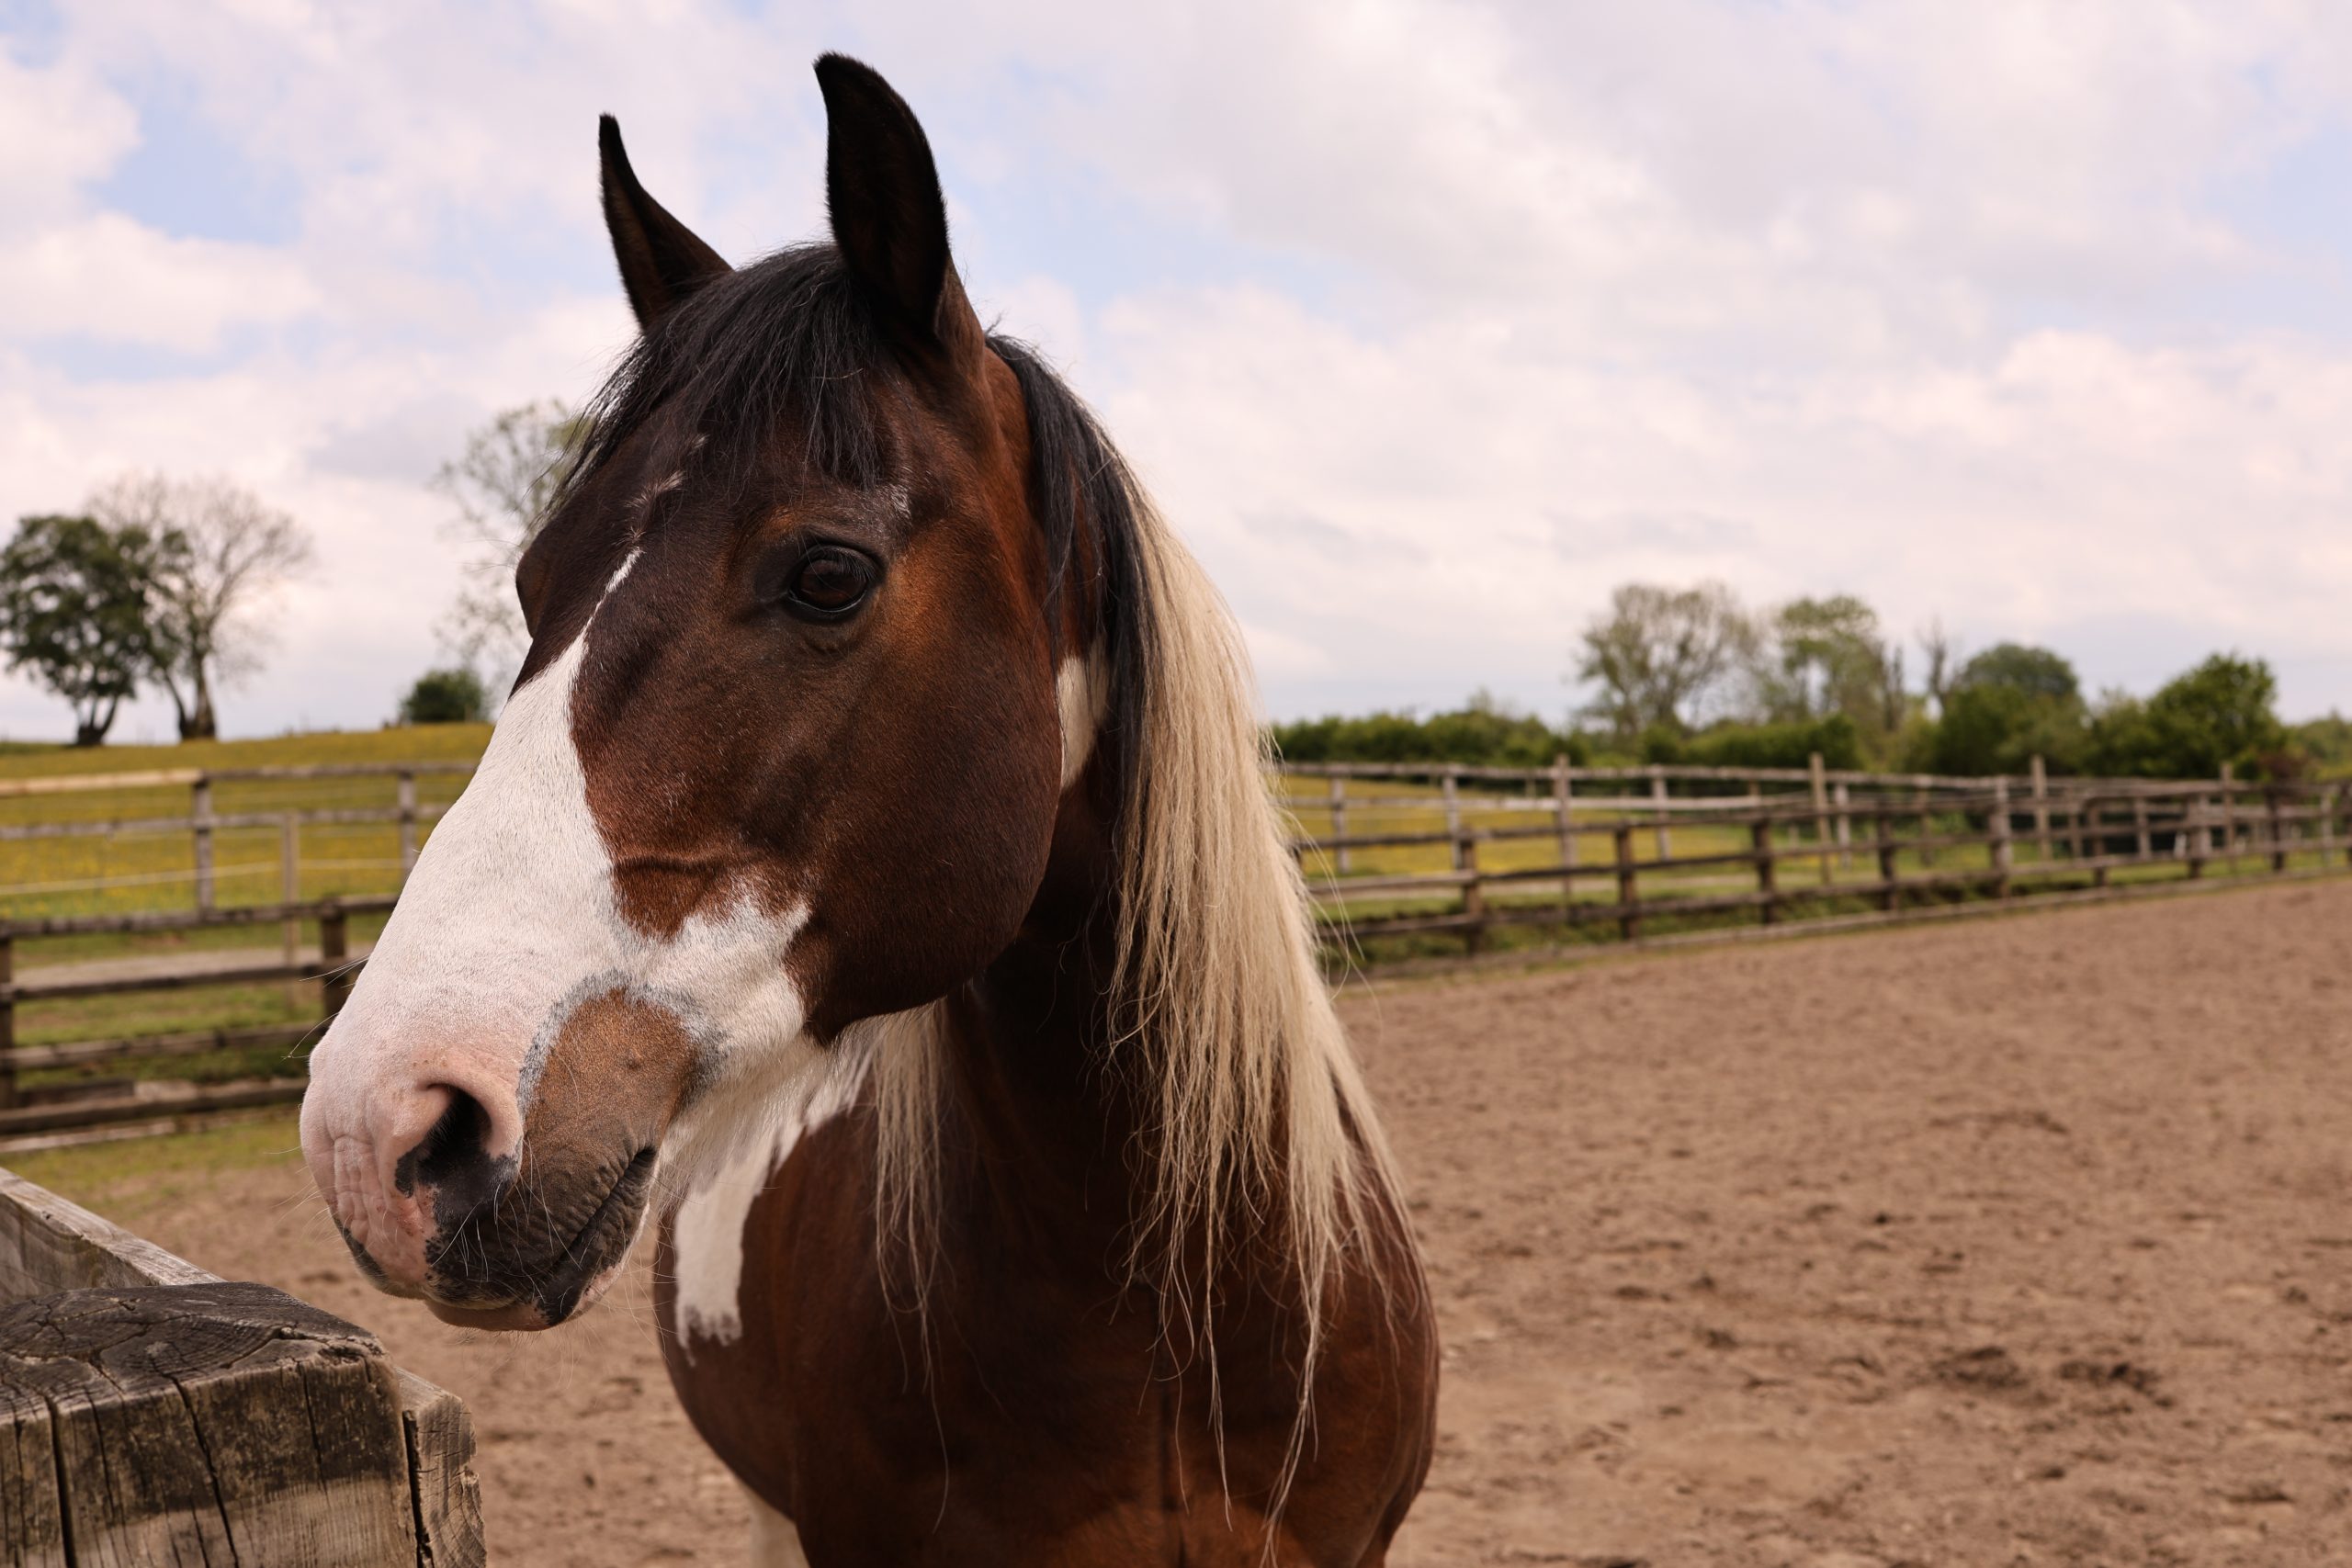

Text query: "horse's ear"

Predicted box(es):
[599, 116, 730, 331]
[815, 53, 982, 364]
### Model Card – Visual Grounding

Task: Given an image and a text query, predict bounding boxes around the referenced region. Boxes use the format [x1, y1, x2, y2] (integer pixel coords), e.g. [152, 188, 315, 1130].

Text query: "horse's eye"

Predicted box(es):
[780, 546, 877, 620]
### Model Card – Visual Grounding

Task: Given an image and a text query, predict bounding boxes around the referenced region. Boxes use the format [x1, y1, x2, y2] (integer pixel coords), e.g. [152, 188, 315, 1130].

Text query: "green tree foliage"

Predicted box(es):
[2087, 653, 2288, 778]
[398, 667, 489, 726]
[1641, 714, 1864, 772]
[2293, 711, 2352, 772]
[1572, 581, 1756, 740]
[1756, 594, 1902, 733]
[1272, 692, 1585, 768]
[1919, 642, 2088, 776]
[0, 515, 168, 745]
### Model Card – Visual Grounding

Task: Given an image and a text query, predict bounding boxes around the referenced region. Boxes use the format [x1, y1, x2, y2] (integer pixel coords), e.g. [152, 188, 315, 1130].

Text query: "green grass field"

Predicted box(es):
[0, 734, 2337, 1113]
[0, 726, 489, 1100]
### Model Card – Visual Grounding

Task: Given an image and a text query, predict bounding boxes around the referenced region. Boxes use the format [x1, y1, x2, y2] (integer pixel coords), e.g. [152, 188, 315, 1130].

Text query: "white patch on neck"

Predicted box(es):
[1057, 651, 1107, 791]
[669, 1053, 870, 1348]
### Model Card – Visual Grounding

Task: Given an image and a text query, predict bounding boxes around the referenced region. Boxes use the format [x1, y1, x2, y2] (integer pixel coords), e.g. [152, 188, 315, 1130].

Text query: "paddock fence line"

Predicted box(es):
[1280, 757, 2346, 961]
[0, 754, 2340, 1144]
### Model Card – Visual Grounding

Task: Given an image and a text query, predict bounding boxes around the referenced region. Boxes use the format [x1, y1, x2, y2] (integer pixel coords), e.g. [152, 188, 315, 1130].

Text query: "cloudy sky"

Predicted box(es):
[5, 1, 2352, 740]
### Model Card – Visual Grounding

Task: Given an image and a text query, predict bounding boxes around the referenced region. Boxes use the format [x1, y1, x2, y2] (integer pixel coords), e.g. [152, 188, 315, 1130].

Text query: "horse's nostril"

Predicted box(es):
[394, 1085, 509, 1207]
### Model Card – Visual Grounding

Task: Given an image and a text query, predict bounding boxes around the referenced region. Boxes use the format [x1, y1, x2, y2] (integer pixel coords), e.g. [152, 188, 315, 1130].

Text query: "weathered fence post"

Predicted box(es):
[1751, 815, 1779, 926]
[1552, 753, 1577, 872]
[2133, 794, 2152, 860]
[2085, 796, 2109, 888]
[191, 775, 216, 913]
[2029, 754, 2052, 863]
[280, 813, 301, 967]
[1613, 823, 1640, 942]
[1808, 752, 1832, 885]
[1441, 765, 1462, 849]
[1833, 781, 1853, 869]
[1458, 825, 1485, 956]
[2217, 762, 2235, 864]
[2268, 787, 2289, 874]
[398, 770, 420, 875]
[320, 900, 354, 1019]
[1989, 779, 2014, 898]
[2187, 796, 2208, 879]
[1648, 765, 1671, 863]
[0, 931, 15, 1111]
[1914, 783, 1936, 866]
[1873, 806, 1899, 911]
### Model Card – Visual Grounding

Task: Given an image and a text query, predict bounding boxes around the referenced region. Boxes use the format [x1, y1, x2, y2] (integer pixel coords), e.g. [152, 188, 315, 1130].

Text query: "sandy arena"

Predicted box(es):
[63, 878, 2352, 1565]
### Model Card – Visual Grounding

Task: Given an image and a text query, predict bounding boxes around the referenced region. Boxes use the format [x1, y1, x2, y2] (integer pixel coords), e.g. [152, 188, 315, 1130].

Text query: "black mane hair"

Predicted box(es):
[562, 242, 1150, 801]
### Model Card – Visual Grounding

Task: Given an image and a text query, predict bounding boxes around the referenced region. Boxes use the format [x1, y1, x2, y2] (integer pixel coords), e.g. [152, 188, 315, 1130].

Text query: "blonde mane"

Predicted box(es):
[861, 486, 1413, 1511]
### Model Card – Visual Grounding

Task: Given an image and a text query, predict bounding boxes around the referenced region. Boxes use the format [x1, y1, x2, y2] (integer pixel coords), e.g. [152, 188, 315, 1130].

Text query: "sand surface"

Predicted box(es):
[85, 879, 2352, 1564]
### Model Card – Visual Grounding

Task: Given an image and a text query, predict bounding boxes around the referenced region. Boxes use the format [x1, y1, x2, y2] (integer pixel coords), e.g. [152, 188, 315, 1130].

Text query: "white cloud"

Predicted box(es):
[2, 0, 2351, 743]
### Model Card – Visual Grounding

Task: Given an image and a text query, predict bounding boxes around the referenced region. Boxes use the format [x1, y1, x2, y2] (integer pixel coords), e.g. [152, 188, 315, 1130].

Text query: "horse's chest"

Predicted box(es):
[653, 1144, 1306, 1562]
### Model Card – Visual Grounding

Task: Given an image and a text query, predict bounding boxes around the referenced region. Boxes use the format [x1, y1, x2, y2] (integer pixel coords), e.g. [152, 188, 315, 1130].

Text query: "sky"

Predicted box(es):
[6, 0, 2352, 741]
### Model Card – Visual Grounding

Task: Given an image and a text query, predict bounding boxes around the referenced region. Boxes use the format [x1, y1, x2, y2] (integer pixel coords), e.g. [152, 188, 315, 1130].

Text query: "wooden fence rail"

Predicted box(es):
[0, 756, 2342, 1144]
[1296, 778, 2352, 958]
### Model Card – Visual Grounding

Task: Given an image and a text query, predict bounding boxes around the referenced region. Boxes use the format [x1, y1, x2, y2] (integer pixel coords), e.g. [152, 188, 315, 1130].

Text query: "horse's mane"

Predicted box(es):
[572, 243, 1414, 1511]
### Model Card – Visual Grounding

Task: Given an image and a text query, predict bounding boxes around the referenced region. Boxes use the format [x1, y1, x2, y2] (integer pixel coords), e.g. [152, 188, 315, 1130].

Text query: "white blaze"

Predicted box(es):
[303, 558, 823, 1274]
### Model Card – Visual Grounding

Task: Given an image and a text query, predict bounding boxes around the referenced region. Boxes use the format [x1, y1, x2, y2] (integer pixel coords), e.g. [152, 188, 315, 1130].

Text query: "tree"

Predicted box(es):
[1917, 640, 2090, 776]
[1754, 594, 1892, 727]
[0, 515, 167, 745]
[87, 473, 314, 739]
[434, 401, 582, 675]
[1917, 618, 1962, 718]
[1573, 581, 1757, 740]
[2087, 653, 2287, 778]
[1955, 642, 2079, 702]
[398, 667, 489, 725]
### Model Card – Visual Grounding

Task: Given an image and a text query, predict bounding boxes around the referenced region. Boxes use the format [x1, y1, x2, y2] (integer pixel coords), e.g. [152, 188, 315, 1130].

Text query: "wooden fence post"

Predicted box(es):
[2133, 794, 2152, 860]
[1648, 765, 1671, 863]
[2268, 788, 2289, 874]
[191, 776, 215, 913]
[2217, 762, 2235, 864]
[1441, 766, 1462, 849]
[398, 770, 420, 875]
[1874, 806, 1899, 912]
[280, 814, 300, 968]
[1990, 779, 2014, 898]
[1552, 753, 1577, 872]
[1915, 783, 1936, 866]
[0, 931, 15, 1111]
[1833, 781, 1853, 869]
[2187, 796, 2208, 879]
[1613, 823, 1639, 942]
[1751, 816, 1779, 926]
[1458, 827, 1485, 955]
[2323, 784, 2339, 864]
[320, 901, 353, 1019]
[2085, 796, 2109, 888]
[1808, 752, 1833, 886]
[2030, 754, 2052, 863]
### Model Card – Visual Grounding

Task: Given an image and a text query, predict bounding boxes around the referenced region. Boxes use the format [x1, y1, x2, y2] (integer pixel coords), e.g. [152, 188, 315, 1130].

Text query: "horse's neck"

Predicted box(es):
[942, 915, 1136, 1221]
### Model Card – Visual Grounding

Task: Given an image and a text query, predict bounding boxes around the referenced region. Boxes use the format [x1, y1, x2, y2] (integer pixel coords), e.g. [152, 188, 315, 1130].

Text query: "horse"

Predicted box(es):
[300, 53, 1436, 1565]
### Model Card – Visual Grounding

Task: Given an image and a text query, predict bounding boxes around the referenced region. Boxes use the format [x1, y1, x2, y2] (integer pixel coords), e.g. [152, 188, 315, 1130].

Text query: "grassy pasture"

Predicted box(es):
[0, 727, 489, 1100]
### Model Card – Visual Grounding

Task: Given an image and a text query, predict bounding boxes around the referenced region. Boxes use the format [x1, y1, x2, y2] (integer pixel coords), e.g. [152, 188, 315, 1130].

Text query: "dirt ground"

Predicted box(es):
[58, 878, 2352, 1565]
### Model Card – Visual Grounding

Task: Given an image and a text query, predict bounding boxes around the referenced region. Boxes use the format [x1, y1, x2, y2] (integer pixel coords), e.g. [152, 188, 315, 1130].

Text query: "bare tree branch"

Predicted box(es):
[87, 472, 314, 739]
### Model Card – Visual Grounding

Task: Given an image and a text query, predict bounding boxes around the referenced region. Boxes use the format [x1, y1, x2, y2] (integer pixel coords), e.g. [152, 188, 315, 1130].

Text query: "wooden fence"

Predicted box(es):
[0, 755, 2342, 1144]
[0, 1164, 485, 1564]
[1284, 761, 2348, 959]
